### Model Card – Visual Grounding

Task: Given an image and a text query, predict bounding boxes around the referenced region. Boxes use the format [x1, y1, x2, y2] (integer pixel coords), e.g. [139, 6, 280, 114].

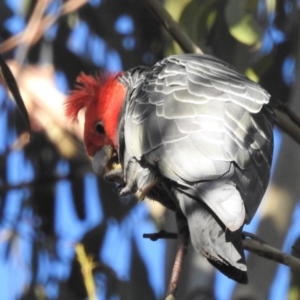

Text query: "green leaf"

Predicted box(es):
[225, 0, 262, 46]
[207, 9, 217, 30]
[229, 14, 262, 46]
[245, 68, 259, 82]
[165, 0, 192, 21]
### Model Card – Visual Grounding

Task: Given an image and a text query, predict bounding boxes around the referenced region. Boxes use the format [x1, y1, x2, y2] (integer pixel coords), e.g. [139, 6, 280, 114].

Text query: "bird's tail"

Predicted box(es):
[175, 190, 248, 284]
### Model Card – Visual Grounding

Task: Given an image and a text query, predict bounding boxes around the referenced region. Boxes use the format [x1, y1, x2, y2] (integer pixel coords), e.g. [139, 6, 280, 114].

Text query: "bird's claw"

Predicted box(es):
[114, 184, 134, 197]
[104, 169, 124, 184]
[118, 185, 132, 197]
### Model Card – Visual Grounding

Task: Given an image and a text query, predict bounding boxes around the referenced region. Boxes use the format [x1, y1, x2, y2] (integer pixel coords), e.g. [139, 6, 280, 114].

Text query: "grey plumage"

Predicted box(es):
[117, 54, 273, 283]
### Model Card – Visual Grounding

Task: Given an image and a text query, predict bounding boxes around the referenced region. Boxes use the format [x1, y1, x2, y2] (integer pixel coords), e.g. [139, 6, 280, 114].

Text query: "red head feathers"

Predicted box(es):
[65, 72, 126, 156]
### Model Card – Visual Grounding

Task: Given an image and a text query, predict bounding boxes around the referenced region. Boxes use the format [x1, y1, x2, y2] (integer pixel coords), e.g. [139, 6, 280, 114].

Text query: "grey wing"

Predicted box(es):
[123, 54, 273, 228]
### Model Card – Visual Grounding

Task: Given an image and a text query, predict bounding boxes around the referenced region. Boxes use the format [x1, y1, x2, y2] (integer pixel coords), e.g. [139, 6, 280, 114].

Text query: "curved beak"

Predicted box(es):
[91, 145, 114, 175]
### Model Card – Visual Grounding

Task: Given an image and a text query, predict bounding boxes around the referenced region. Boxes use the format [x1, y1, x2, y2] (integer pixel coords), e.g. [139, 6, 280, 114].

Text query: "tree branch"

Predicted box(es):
[141, 0, 202, 54]
[276, 102, 300, 128]
[144, 231, 300, 272]
[165, 237, 189, 300]
[274, 108, 300, 145]
[143, 229, 187, 299]
[242, 238, 300, 271]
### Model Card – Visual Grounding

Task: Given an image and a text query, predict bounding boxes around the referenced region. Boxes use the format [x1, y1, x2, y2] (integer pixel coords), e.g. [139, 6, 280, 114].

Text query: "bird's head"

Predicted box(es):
[65, 72, 126, 155]
[65, 72, 126, 173]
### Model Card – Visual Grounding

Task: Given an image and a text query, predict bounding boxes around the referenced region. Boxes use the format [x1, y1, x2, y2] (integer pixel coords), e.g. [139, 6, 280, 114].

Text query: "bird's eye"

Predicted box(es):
[95, 122, 105, 135]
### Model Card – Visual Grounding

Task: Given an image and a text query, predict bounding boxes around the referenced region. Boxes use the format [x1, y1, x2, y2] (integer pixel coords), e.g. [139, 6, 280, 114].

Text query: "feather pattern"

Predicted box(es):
[117, 54, 273, 283]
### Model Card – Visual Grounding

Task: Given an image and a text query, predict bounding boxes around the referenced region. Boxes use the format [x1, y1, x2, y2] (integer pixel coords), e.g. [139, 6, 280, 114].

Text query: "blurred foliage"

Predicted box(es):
[289, 237, 300, 300]
[0, 0, 299, 300]
[0, 1, 165, 299]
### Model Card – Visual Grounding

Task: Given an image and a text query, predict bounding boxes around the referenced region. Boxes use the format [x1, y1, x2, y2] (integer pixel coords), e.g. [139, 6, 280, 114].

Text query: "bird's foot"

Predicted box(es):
[118, 185, 133, 197]
[115, 182, 136, 197]
[104, 169, 124, 184]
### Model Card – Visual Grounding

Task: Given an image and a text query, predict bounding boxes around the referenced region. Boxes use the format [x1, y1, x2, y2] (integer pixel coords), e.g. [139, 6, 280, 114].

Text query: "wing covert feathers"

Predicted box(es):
[118, 54, 273, 283]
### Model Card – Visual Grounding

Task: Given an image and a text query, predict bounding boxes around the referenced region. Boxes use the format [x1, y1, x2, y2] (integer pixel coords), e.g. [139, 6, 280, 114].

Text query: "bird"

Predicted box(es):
[65, 54, 273, 283]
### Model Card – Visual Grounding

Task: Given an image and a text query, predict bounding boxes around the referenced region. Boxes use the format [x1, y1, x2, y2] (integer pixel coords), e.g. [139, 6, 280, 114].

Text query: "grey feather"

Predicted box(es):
[175, 189, 247, 283]
[117, 54, 273, 283]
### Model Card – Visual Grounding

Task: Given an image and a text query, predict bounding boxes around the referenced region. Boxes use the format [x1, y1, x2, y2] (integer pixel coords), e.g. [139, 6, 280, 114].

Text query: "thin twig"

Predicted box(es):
[0, 0, 89, 53]
[165, 236, 189, 300]
[143, 230, 178, 241]
[276, 101, 300, 128]
[242, 231, 265, 243]
[141, 0, 202, 54]
[75, 244, 98, 300]
[15, 0, 49, 66]
[274, 108, 300, 145]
